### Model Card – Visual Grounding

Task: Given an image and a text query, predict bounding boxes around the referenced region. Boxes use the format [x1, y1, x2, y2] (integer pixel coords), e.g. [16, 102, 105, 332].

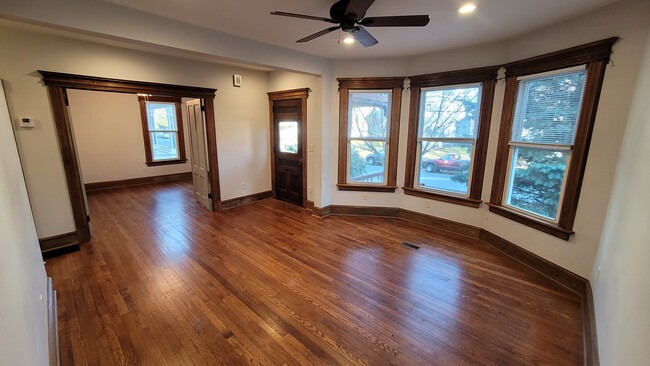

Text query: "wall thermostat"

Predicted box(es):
[19, 117, 35, 129]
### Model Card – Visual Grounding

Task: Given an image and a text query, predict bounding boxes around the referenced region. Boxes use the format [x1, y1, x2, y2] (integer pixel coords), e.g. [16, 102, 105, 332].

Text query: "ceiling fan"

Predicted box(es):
[271, 0, 430, 47]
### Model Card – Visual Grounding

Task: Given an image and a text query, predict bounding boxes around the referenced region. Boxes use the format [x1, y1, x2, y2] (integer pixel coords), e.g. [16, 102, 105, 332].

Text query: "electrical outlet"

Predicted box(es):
[426, 200, 432, 208]
[363, 193, 368, 200]
[308, 144, 314, 152]
[241, 182, 245, 190]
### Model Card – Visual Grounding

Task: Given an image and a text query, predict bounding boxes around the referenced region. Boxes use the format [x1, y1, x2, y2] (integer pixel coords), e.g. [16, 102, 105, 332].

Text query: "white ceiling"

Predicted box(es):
[102, 0, 620, 59]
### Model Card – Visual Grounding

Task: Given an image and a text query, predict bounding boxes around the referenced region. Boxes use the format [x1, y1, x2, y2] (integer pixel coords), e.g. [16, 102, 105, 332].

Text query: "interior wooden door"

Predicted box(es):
[272, 99, 304, 206]
[187, 99, 211, 210]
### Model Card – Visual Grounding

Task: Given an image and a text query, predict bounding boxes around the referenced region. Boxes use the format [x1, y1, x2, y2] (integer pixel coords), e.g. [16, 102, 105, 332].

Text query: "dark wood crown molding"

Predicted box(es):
[337, 77, 406, 90]
[503, 37, 619, 77]
[267, 88, 310, 101]
[39, 71, 217, 98]
[409, 65, 501, 87]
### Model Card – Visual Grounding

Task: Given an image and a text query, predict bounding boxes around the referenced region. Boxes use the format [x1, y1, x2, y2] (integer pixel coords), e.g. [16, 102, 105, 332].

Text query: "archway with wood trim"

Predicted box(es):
[40, 71, 222, 245]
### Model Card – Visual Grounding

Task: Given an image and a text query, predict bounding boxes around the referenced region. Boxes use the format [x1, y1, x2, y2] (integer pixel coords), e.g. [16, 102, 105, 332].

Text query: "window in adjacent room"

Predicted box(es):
[138, 95, 187, 166]
[403, 66, 499, 207]
[488, 38, 617, 239]
[337, 78, 404, 192]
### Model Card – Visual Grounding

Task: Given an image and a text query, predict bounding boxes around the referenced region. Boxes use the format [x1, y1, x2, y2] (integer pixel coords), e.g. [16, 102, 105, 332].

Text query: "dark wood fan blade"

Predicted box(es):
[344, 0, 375, 20]
[271, 11, 336, 23]
[348, 26, 378, 47]
[296, 26, 341, 43]
[360, 15, 430, 27]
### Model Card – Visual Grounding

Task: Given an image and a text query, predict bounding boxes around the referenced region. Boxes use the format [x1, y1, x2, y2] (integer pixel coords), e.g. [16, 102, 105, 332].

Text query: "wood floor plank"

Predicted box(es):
[46, 182, 585, 365]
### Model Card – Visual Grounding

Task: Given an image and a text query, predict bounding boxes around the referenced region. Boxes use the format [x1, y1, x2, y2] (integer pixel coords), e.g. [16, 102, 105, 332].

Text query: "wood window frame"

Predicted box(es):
[138, 95, 187, 166]
[488, 37, 619, 240]
[39, 71, 222, 244]
[403, 66, 500, 208]
[337, 77, 405, 192]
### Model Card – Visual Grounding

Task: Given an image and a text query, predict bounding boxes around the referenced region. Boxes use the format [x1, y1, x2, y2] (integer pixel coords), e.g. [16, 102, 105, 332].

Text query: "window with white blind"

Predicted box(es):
[488, 38, 616, 240]
[504, 66, 587, 221]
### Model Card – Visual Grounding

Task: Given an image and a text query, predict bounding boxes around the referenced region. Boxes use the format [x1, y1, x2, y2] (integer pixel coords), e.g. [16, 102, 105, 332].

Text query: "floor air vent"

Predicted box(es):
[400, 242, 420, 250]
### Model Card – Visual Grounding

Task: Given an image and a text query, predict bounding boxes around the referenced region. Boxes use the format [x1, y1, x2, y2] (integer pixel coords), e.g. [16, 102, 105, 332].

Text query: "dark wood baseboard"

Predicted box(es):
[328, 205, 400, 217]
[583, 282, 599, 366]
[39, 232, 79, 254]
[310, 203, 597, 364]
[478, 230, 586, 294]
[85, 172, 192, 192]
[221, 191, 273, 210]
[47, 277, 60, 366]
[399, 209, 481, 239]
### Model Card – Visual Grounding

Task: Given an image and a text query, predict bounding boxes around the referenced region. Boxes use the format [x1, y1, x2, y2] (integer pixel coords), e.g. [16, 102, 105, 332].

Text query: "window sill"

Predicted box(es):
[402, 187, 481, 208]
[337, 184, 397, 193]
[145, 159, 187, 167]
[486, 203, 574, 240]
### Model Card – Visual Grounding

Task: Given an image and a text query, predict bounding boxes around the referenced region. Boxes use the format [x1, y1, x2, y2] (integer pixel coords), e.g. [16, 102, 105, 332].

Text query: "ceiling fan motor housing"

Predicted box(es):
[330, 0, 362, 30]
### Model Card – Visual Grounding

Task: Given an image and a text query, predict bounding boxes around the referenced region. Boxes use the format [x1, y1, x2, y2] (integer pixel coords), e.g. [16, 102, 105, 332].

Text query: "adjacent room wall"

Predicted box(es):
[0, 82, 49, 366]
[591, 23, 650, 366]
[0, 23, 272, 238]
[68, 89, 191, 184]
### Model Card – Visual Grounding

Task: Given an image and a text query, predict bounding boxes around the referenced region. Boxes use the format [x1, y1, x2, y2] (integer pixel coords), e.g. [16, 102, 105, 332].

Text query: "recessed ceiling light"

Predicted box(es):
[458, 3, 477, 14]
[342, 36, 355, 45]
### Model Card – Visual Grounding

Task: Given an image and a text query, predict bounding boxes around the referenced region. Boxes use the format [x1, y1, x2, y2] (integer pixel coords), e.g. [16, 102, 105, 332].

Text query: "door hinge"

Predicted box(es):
[86, 215, 91, 223]
[201, 105, 205, 112]
[208, 193, 212, 199]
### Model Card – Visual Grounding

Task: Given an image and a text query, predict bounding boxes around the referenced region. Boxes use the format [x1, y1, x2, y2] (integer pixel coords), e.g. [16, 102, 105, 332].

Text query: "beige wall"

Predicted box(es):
[0, 83, 49, 366]
[592, 24, 650, 366]
[0, 24, 272, 238]
[68, 90, 191, 183]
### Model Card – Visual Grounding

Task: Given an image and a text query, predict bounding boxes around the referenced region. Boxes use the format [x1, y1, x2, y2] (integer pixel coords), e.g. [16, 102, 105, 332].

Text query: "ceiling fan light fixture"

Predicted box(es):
[458, 3, 477, 15]
[342, 36, 355, 44]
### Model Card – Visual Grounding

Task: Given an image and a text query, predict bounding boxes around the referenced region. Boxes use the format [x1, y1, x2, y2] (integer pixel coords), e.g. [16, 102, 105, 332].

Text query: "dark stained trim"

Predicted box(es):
[409, 65, 501, 87]
[503, 37, 619, 77]
[336, 184, 397, 192]
[398, 209, 482, 239]
[39, 231, 79, 253]
[478, 229, 585, 294]
[402, 187, 482, 208]
[39, 70, 217, 98]
[486, 203, 573, 240]
[202, 97, 222, 211]
[268, 88, 309, 207]
[45, 86, 91, 243]
[221, 191, 273, 210]
[329, 205, 400, 217]
[84, 172, 192, 192]
[337, 77, 406, 90]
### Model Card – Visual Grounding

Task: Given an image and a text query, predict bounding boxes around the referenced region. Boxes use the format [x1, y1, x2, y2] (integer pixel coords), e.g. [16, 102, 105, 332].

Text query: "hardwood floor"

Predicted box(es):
[46, 182, 584, 365]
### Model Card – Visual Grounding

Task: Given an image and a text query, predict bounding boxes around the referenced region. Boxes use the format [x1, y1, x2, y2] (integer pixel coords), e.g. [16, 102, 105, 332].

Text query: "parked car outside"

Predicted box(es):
[365, 151, 385, 166]
[422, 153, 469, 173]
